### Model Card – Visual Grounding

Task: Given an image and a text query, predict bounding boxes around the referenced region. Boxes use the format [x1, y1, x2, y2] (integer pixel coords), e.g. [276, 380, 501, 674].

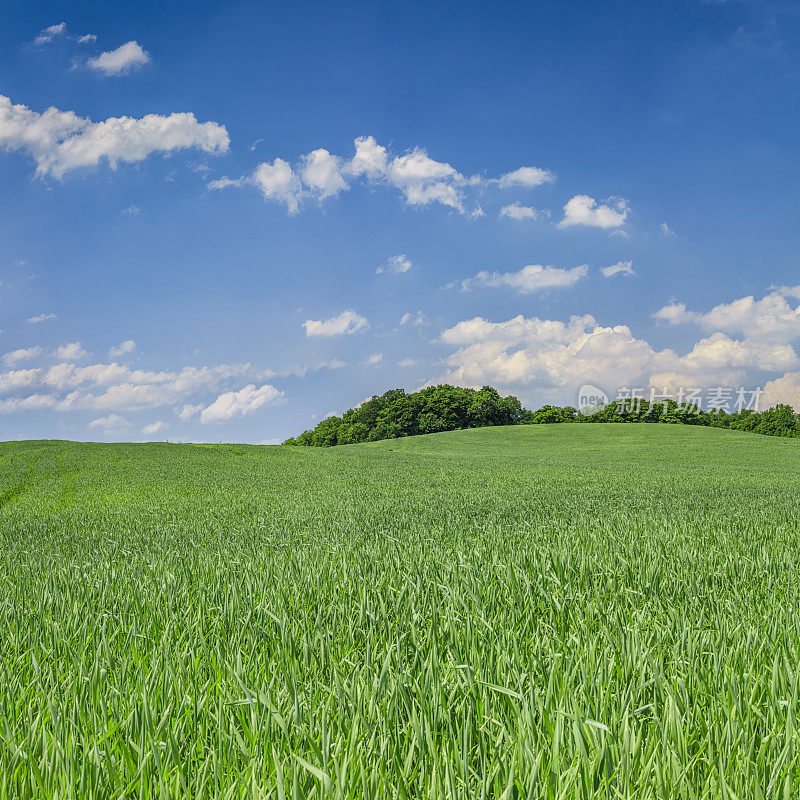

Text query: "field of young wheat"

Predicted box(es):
[1, 424, 799, 799]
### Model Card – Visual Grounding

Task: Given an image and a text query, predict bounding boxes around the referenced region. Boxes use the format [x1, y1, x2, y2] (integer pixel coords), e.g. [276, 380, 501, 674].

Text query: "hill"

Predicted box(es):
[1, 425, 800, 797]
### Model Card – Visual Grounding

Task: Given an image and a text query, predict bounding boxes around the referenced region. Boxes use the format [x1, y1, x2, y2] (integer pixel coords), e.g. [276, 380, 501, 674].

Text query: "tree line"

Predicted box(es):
[283, 385, 800, 446]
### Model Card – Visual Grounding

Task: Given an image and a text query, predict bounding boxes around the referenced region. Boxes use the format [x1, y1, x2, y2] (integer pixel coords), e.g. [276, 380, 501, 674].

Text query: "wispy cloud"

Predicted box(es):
[376, 254, 413, 274]
[26, 312, 57, 324]
[461, 264, 589, 294]
[34, 22, 66, 46]
[601, 260, 635, 278]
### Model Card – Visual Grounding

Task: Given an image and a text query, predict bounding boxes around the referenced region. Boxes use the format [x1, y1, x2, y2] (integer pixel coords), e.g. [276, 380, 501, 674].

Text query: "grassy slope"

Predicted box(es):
[1, 425, 800, 797]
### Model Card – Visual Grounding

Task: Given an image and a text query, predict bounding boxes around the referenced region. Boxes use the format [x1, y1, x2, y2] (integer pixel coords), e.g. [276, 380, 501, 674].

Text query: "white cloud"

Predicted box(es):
[499, 202, 544, 221]
[55, 342, 87, 360]
[440, 314, 662, 390]
[0, 94, 229, 178]
[461, 264, 588, 294]
[601, 260, 635, 278]
[386, 148, 465, 211]
[653, 291, 800, 341]
[142, 420, 167, 436]
[558, 195, 629, 229]
[303, 309, 369, 337]
[34, 22, 66, 46]
[200, 383, 283, 423]
[300, 149, 348, 199]
[0, 353, 296, 423]
[497, 166, 554, 188]
[0, 369, 41, 393]
[26, 313, 57, 324]
[78, 34, 97, 44]
[345, 135, 388, 180]
[363, 353, 383, 366]
[376, 254, 412, 274]
[87, 41, 150, 75]
[1, 360, 261, 410]
[0, 394, 58, 413]
[778, 285, 800, 300]
[659, 222, 676, 238]
[210, 136, 551, 217]
[122, 205, 140, 215]
[2, 347, 43, 367]
[89, 413, 131, 430]
[761, 373, 800, 410]
[438, 307, 796, 401]
[179, 403, 203, 421]
[252, 159, 303, 213]
[109, 340, 135, 357]
[398, 358, 418, 367]
[399, 310, 427, 327]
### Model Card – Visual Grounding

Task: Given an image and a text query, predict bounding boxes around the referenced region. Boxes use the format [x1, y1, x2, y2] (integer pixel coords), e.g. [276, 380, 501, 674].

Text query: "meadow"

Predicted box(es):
[1, 424, 799, 798]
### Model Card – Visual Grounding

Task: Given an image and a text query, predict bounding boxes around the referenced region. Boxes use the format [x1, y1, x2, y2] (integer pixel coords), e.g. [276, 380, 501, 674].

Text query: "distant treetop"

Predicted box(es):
[284, 388, 800, 446]
[283, 385, 529, 446]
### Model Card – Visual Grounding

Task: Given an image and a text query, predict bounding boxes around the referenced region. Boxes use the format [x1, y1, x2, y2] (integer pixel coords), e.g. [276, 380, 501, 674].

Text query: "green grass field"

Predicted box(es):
[1, 425, 799, 798]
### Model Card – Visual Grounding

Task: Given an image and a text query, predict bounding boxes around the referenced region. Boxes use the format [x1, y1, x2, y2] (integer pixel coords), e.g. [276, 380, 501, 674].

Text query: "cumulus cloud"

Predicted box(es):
[300, 149, 348, 199]
[0, 394, 58, 413]
[200, 383, 283, 423]
[55, 342, 87, 360]
[210, 152, 346, 213]
[78, 34, 97, 44]
[499, 202, 544, 221]
[0, 357, 275, 417]
[385, 148, 466, 211]
[89, 413, 131, 430]
[345, 135, 388, 180]
[460, 264, 588, 294]
[0, 369, 40, 392]
[761, 372, 800, 410]
[142, 420, 167, 436]
[438, 306, 798, 403]
[376, 254, 412, 274]
[0, 354, 341, 418]
[0, 94, 229, 178]
[87, 41, 151, 75]
[440, 314, 663, 391]
[34, 23, 66, 46]
[219, 158, 303, 214]
[303, 309, 369, 337]
[778, 285, 800, 300]
[207, 135, 556, 216]
[601, 260, 635, 278]
[253, 159, 303, 213]
[558, 195, 629, 229]
[109, 340, 135, 357]
[26, 313, 57, 324]
[496, 166, 554, 188]
[653, 290, 800, 341]
[363, 353, 383, 366]
[2, 347, 43, 367]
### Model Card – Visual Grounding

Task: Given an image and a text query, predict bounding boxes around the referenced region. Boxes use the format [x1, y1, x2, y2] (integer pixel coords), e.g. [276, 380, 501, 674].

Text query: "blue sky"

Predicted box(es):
[2, 0, 800, 442]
